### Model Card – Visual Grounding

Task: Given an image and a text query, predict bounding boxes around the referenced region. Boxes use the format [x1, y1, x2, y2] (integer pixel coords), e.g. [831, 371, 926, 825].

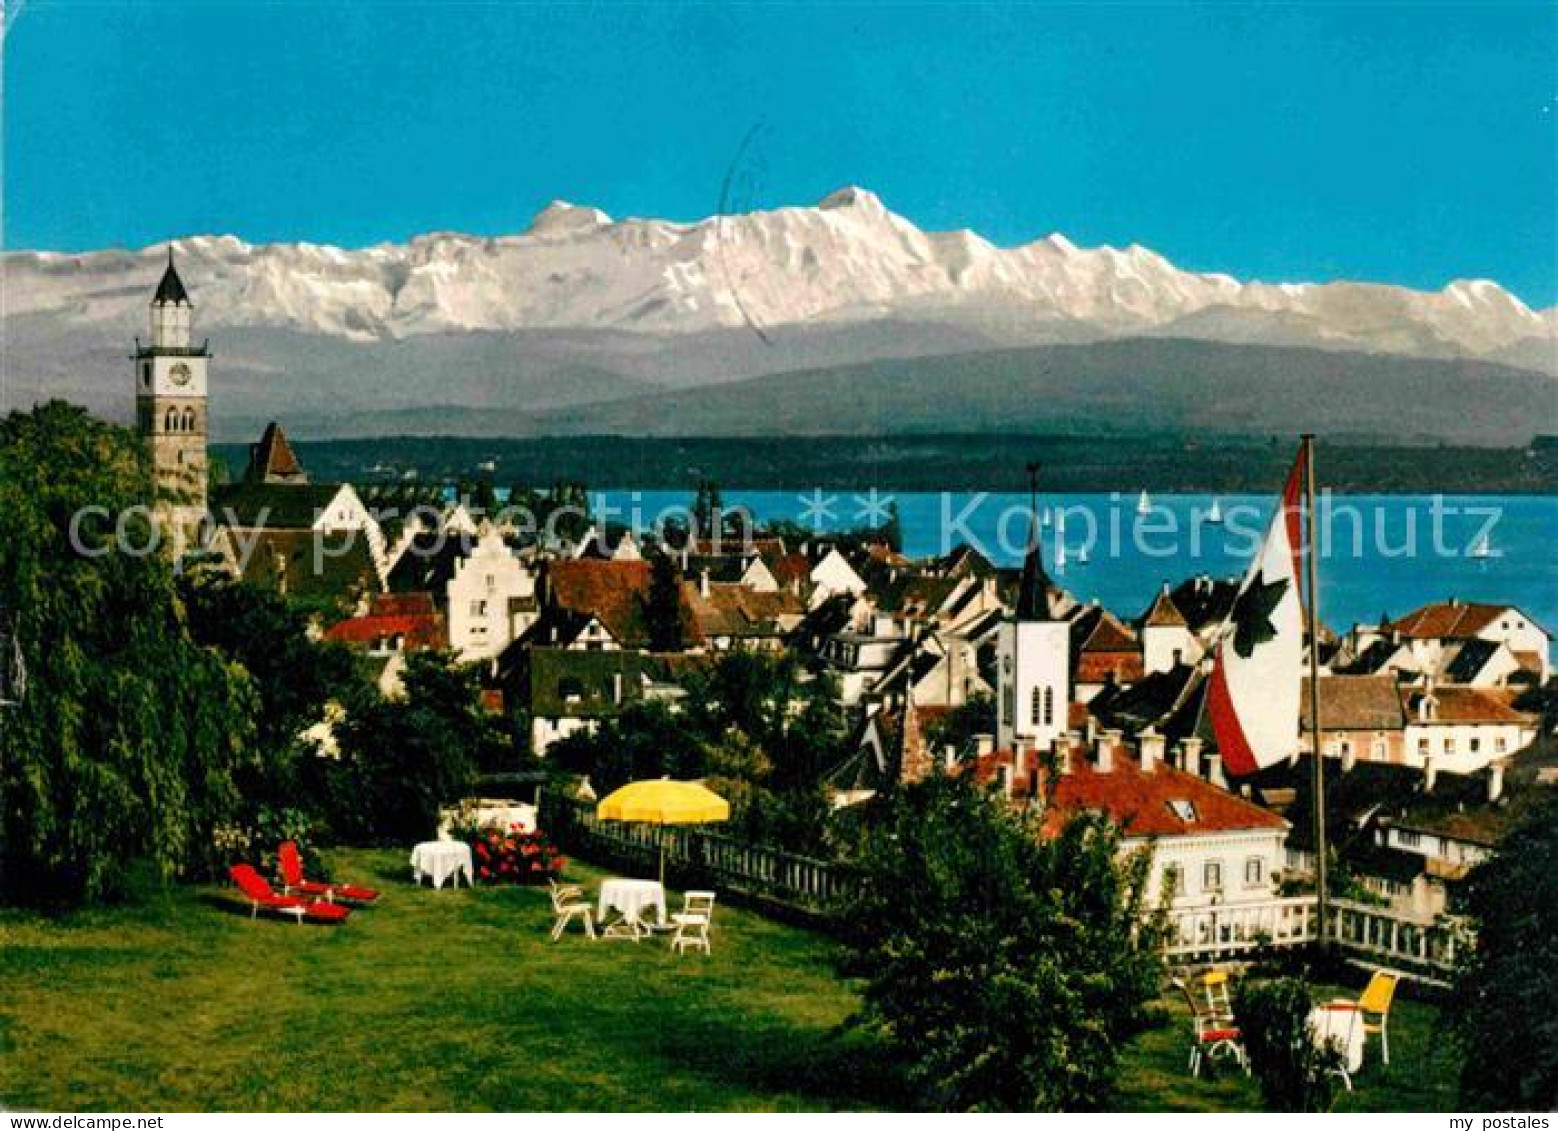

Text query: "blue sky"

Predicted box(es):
[6, 2, 1555, 305]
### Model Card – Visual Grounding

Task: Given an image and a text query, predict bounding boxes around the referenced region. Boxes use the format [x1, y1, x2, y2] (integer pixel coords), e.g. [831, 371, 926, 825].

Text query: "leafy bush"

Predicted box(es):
[1449, 790, 1558, 1110]
[466, 824, 565, 885]
[1232, 977, 1342, 1112]
[843, 773, 1164, 1111]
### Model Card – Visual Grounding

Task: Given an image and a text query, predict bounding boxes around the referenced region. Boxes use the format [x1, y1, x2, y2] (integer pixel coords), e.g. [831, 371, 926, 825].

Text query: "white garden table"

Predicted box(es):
[597, 878, 667, 940]
[410, 840, 473, 889]
[1309, 1003, 1364, 1076]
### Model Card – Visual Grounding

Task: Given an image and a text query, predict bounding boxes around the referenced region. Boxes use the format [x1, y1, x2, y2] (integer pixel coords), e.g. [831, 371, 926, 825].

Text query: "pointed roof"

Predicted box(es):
[1142, 585, 1188, 629]
[152, 247, 190, 306]
[245, 423, 308, 484]
[1014, 523, 1054, 621]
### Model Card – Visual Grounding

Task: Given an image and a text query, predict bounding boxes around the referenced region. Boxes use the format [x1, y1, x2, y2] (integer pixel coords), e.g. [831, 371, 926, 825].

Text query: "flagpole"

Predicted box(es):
[1302, 433, 1328, 945]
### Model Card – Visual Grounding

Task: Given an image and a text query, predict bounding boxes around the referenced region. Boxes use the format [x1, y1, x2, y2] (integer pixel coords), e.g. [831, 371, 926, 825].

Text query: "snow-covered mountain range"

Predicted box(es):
[9, 186, 1554, 362]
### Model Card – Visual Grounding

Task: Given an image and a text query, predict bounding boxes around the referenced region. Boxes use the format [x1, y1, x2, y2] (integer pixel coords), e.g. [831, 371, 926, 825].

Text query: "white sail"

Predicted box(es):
[1137, 490, 1151, 515]
[1208, 498, 1223, 523]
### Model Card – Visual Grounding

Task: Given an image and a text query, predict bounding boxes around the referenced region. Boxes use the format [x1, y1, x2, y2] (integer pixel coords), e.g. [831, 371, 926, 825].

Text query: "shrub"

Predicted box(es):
[1233, 977, 1342, 1112]
[466, 824, 565, 885]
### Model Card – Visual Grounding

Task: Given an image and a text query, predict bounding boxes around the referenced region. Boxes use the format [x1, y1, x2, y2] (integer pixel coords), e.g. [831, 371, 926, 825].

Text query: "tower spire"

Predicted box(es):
[153, 245, 189, 307]
[1015, 461, 1052, 620]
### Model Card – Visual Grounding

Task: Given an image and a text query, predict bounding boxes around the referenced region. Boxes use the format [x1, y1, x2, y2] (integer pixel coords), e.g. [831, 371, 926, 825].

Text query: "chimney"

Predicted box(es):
[1180, 736, 1204, 778]
[1424, 753, 1438, 793]
[1487, 759, 1506, 802]
[1053, 733, 1074, 774]
[1095, 728, 1119, 773]
[1204, 751, 1227, 790]
[1139, 727, 1165, 774]
[699, 568, 710, 598]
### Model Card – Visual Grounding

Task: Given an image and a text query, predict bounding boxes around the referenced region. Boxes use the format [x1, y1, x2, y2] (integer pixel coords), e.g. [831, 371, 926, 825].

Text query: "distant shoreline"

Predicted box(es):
[212, 432, 1558, 496]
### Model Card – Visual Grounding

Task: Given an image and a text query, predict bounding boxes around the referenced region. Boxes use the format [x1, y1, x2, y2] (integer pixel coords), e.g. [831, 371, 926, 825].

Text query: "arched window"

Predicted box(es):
[164, 408, 179, 432]
[182, 408, 196, 431]
[1030, 686, 1043, 726]
[1043, 686, 1055, 726]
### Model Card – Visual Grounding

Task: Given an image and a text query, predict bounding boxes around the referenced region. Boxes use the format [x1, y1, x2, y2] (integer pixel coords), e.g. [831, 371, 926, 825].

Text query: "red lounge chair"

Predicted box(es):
[278, 841, 381, 904]
[229, 864, 351, 925]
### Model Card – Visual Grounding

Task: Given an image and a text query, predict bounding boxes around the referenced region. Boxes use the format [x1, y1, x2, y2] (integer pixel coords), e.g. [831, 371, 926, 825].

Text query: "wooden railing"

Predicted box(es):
[546, 796, 1468, 982]
[545, 795, 862, 916]
[1162, 895, 1468, 985]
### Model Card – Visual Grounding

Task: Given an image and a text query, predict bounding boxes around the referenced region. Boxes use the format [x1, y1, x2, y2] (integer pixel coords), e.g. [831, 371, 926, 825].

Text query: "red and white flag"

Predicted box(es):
[1208, 448, 1307, 777]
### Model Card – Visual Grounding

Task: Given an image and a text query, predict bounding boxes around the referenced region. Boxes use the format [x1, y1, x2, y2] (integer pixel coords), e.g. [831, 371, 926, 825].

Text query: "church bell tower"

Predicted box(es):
[135, 248, 210, 545]
[996, 463, 1071, 752]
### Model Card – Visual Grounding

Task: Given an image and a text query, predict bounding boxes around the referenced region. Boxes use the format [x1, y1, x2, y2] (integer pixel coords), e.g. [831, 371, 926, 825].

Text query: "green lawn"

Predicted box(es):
[0, 848, 1456, 1111]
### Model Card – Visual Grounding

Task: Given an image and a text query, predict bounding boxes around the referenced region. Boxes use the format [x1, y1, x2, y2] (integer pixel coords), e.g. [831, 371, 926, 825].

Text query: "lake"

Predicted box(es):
[592, 489, 1558, 637]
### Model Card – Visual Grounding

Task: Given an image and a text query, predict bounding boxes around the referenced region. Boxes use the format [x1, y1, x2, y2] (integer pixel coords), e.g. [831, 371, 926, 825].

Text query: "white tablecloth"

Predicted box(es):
[598, 878, 666, 927]
[410, 840, 473, 889]
[1309, 1005, 1364, 1074]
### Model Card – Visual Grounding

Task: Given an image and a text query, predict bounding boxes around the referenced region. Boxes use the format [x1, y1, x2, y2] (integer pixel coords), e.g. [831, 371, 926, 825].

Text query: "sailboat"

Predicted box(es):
[1470, 533, 1492, 560]
[1040, 507, 1052, 528]
[1207, 498, 1224, 525]
[1136, 490, 1152, 515]
[1075, 544, 1090, 566]
[1055, 540, 1067, 574]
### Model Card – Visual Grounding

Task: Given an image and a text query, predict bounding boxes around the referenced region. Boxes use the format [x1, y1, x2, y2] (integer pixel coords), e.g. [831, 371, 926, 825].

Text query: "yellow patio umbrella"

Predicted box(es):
[596, 778, 729, 884]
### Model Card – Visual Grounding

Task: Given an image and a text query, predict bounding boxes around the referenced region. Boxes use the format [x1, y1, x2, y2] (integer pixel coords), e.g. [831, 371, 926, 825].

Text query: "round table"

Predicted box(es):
[1309, 1004, 1364, 1074]
[597, 878, 667, 937]
[410, 840, 473, 889]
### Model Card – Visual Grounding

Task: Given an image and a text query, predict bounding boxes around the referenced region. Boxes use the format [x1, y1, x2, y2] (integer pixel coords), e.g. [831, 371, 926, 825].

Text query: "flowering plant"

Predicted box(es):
[463, 823, 566, 885]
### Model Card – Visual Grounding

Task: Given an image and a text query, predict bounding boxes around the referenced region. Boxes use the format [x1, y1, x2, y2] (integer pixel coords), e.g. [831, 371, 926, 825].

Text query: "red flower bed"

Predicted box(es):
[464, 824, 566, 885]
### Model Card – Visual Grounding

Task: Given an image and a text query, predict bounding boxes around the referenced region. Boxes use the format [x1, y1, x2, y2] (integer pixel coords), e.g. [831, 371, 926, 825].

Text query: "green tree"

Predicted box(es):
[0, 402, 259, 905]
[644, 552, 685, 652]
[923, 692, 996, 760]
[328, 653, 495, 843]
[843, 773, 1164, 1111]
[1449, 790, 1558, 1109]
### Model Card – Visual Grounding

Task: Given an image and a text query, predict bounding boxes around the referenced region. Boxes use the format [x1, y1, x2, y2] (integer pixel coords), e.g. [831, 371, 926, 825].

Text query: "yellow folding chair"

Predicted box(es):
[1332, 969, 1400, 1065]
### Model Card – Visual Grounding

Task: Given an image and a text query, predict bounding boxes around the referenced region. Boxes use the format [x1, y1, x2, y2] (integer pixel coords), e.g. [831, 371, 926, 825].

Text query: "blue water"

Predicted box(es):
[590, 490, 1557, 636]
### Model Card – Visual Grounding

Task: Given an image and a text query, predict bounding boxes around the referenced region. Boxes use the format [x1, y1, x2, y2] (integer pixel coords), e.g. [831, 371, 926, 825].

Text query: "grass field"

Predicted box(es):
[0, 849, 1456, 1112]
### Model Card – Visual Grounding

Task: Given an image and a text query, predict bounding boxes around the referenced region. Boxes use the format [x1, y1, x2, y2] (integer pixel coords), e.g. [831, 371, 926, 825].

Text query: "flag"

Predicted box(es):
[1207, 447, 1307, 777]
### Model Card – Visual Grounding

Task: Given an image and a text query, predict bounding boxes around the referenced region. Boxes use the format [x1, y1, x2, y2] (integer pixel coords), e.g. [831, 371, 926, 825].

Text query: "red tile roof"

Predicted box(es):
[1401, 685, 1537, 725]
[1388, 601, 1516, 640]
[1077, 652, 1145, 686]
[1042, 745, 1289, 839]
[372, 592, 437, 617]
[547, 559, 701, 648]
[324, 609, 447, 651]
[967, 742, 1287, 839]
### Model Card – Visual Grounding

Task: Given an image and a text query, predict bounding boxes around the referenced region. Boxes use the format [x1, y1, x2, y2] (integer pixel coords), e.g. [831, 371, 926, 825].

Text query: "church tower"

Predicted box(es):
[997, 464, 1071, 751]
[135, 248, 210, 545]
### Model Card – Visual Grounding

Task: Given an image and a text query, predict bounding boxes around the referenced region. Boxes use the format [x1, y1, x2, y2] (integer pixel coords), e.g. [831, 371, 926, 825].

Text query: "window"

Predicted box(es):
[141, 362, 151, 387]
[1030, 685, 1042, 726]
[1043, 686, 1054, 726]
[182, 408, 196, 431]
[1495, 736, 1508, 754]
[1469, 737, 1481, 753]
[1444, 737, 1457, 755]
[164, 408, 179, 432]
[1203, 861, 1222, 891]
[1161, 865, 1181, 897]
[469, 601, 486, 617]
[1417, 737, 1430, 756]
[486, 573, 496, 592]
[1373, 738, 1388, 759]
[1397, 830, 1422, 848]
[1001, 687, 1013, 725]
[1167, 798, 1197, 822]
[1337, 739, 1352, 757]
[1245, 857, 1264, 887]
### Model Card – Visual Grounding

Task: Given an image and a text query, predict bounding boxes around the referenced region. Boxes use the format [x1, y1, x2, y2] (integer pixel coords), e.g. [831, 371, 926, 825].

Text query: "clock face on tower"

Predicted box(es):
[169, 363, 193, 387]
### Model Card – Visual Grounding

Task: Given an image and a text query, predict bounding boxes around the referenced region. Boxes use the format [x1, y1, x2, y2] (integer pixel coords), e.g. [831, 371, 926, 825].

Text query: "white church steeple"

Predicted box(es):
[997, 462, 1071, 751]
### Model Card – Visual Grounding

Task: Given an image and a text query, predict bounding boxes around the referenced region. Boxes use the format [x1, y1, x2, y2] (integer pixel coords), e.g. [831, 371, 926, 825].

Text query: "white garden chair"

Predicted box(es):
[670, 890, 716, 956]
[548, 878, 596, 941]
